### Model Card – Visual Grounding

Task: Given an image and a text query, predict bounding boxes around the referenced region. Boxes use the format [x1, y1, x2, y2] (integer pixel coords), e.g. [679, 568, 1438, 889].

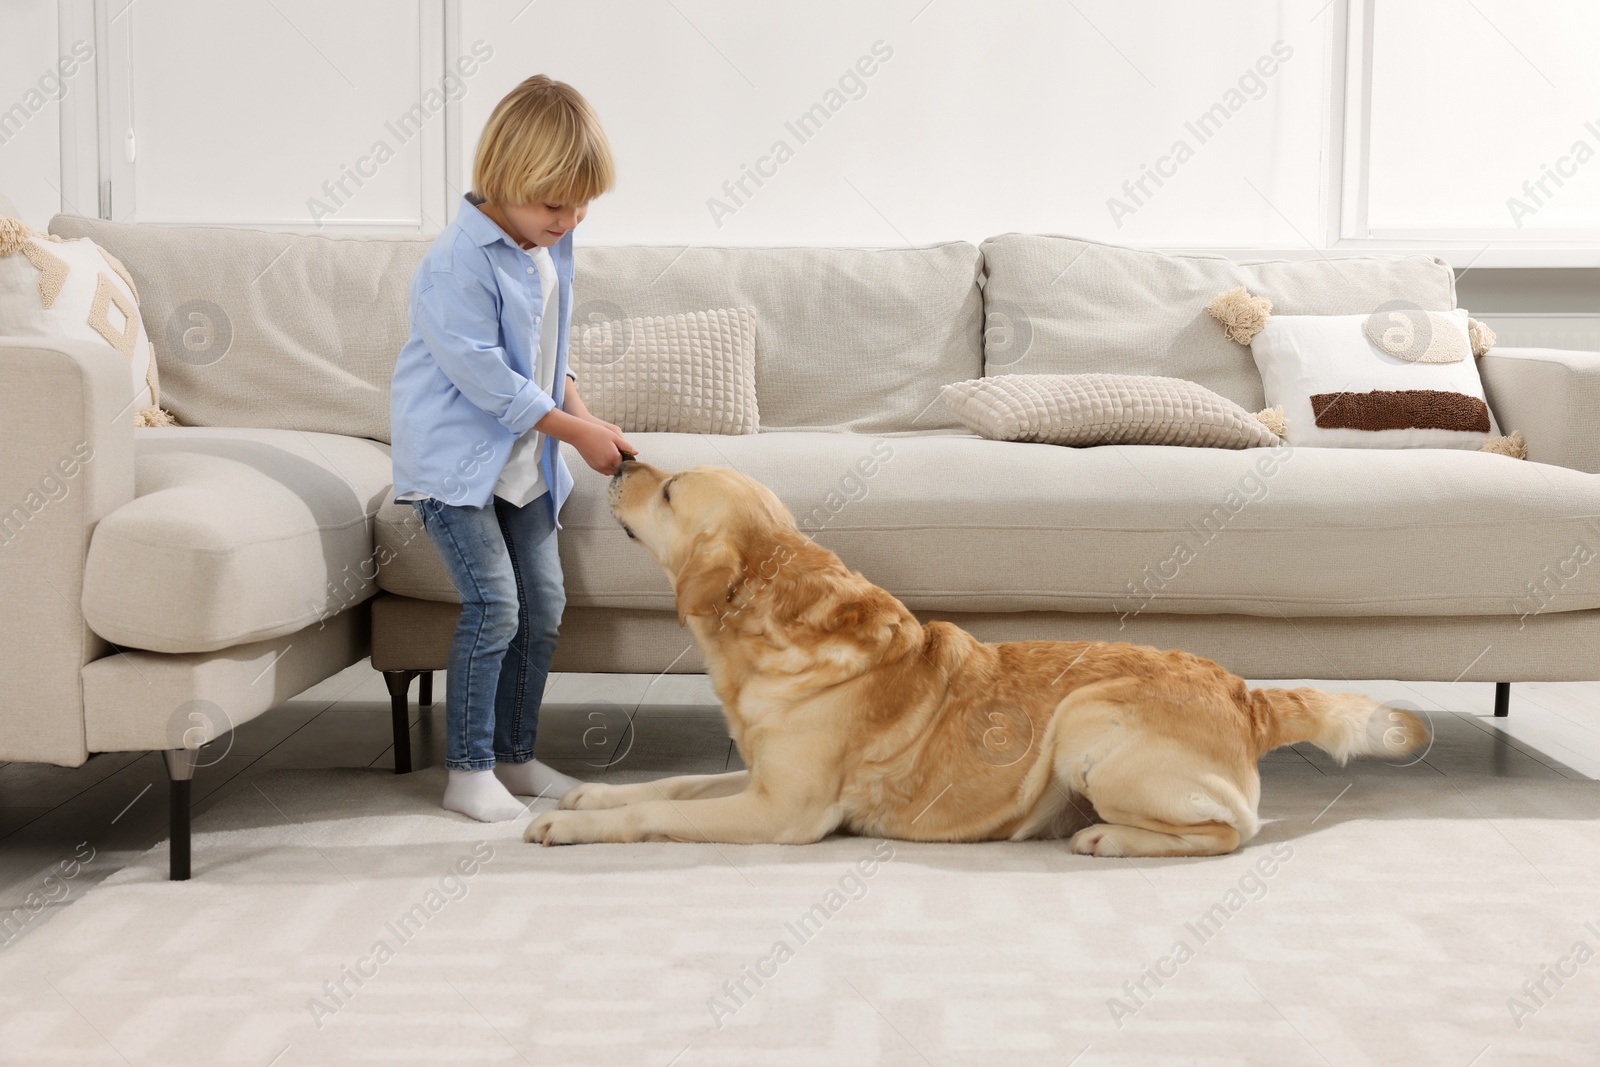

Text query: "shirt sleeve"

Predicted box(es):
[413, 263, 556, 436]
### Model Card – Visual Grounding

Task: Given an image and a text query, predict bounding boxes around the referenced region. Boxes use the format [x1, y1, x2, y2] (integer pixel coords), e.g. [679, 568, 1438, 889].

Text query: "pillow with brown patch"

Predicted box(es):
[941, 373, 1284, 448]
[1225, 301, 1513, 453]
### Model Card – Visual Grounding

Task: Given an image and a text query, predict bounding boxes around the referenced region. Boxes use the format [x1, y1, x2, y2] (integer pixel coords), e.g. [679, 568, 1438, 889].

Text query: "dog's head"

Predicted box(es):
[609, 458, 800, 627]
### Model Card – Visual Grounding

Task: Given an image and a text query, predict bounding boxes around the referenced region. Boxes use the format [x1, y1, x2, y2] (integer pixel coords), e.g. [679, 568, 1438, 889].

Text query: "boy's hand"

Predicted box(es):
[574, 421, 638, 475]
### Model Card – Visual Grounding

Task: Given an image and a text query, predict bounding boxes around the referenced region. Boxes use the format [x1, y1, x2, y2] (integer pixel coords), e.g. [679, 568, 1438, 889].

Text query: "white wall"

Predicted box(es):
[460, 0, 1327, 248]
[3, 0, 1332, 247]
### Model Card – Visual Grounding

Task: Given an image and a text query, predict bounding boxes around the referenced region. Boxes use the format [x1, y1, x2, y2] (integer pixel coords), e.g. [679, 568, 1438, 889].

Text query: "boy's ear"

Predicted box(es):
[673, 536, 744, 627]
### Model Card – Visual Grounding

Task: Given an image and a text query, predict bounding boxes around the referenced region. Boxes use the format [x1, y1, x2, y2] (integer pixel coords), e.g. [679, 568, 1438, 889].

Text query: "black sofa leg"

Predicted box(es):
[1494, 682, 1511, 718]
[420, 670, 434, 708]
[383, 669, 420, 774]
[162, 749, 197, 881]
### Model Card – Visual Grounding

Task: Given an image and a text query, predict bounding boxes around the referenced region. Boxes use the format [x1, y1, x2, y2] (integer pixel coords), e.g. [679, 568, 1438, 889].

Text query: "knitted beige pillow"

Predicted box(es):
[941, 373, 1283, 448]
[568, 306, 758, 434]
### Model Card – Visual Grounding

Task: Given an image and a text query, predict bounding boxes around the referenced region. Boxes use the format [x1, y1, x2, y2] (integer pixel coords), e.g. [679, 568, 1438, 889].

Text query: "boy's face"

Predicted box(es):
[486, 198, 589, 249]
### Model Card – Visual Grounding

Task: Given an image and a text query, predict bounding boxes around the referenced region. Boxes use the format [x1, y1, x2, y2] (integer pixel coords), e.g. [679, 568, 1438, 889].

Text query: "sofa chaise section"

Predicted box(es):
[1, 342, 384, 877]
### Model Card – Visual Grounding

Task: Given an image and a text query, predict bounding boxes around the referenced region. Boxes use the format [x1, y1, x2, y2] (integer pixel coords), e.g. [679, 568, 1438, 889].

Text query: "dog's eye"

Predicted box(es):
[662, 480, 672, 503]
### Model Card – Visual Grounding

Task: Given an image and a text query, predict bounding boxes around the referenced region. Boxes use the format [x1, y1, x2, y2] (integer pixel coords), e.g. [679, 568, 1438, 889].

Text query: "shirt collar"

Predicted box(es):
[458, 192, 516, 249]
[458, 191, 573, 263]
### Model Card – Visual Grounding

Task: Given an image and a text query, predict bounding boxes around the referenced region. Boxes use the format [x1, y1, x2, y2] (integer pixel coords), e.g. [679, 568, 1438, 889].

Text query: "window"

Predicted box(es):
[1346, 0, 1600, 244]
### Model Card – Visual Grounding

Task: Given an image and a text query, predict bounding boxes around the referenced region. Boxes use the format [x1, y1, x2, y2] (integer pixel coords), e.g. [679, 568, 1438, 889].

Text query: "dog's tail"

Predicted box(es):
[1247, 686, 1430, 763]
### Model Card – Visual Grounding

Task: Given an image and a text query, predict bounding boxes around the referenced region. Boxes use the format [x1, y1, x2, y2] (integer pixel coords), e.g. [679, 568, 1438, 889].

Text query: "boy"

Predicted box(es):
[390, 74, 636, 822]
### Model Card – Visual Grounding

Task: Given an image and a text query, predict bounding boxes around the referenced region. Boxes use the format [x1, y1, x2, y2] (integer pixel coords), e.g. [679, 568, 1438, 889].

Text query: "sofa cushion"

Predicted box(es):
[569, 243, 983, 433]
[978, 233, 1458, 411]
[83, 426, 393, 654]
[375, 430, 1600, 619]
[49, 214, 431, 445]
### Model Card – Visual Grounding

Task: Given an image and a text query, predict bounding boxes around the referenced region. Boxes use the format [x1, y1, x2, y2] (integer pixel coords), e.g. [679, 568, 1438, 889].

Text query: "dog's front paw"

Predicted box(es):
[560, 782, 622, 810]
[524, 812, 576, 844]
[528, 812, 601, 844]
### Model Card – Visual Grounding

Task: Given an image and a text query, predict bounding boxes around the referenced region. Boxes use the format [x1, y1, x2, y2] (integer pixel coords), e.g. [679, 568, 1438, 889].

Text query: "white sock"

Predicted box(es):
[494, 759, 583, 800]
[443, 768, 528, 823]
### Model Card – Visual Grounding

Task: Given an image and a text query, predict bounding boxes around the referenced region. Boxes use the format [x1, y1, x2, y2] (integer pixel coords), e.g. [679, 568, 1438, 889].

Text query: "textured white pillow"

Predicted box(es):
[1249, 309, 1500, 449]
[941, 373, 1281, 448]
[569, 306, 758, 434]
[0, 217, 175, 426]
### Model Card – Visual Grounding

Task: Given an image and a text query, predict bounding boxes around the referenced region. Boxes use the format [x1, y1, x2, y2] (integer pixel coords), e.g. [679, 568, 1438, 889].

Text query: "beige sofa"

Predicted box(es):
[7, 200, 1600, 881]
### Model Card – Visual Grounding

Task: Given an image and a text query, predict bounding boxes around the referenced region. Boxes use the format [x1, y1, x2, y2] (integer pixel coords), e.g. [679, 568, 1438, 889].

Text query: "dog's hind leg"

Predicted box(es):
[561, 771, 749, 810]
[1064, 760, 1257, 858]
[1050, 699, 1259, 858]
[1062, 747, 1258, 858]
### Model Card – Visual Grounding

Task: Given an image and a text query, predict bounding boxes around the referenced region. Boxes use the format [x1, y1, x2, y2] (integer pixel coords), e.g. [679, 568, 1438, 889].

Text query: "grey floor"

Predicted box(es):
[3, 662, 1598, 919]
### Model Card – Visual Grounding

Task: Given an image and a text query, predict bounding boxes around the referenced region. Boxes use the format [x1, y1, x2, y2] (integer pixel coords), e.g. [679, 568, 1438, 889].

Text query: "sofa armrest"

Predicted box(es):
[0, 338, 136, 765]
[1479, 346, 1600, 473]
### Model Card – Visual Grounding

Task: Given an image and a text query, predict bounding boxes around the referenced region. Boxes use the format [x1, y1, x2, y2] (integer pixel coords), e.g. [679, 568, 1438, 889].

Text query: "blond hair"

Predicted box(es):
[472, 75, 615, 206]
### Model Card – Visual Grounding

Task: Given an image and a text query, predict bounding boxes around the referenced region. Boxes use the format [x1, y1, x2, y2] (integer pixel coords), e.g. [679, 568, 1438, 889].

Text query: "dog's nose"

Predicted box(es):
[613, 450, 637, 479]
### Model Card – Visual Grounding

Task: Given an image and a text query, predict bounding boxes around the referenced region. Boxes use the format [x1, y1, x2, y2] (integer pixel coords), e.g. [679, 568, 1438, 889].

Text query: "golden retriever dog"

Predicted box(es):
[526, 459, 1429, 855]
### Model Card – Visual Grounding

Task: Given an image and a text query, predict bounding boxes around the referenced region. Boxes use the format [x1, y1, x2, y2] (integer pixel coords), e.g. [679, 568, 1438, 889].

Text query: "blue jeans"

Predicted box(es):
[410, 494, 565, 771]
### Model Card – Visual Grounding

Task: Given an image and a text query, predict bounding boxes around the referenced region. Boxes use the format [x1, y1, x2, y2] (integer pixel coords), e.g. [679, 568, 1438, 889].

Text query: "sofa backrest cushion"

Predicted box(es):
[978, 232, 1459, 411]
[50, 214, 430, 444]
[48, 217, 985, 439]
[571, 243, 983, 433]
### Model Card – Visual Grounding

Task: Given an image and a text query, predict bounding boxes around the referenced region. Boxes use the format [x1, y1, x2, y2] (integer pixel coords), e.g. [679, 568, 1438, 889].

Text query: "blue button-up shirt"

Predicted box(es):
[390, 193, 576, 526]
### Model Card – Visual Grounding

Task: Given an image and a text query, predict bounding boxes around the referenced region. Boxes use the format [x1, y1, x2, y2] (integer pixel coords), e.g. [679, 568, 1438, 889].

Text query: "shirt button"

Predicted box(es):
[526, 266, 535, 274]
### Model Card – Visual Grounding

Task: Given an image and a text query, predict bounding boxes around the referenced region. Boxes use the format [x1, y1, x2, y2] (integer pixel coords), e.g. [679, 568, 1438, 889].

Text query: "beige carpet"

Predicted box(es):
[2, 754, 1599, 1066]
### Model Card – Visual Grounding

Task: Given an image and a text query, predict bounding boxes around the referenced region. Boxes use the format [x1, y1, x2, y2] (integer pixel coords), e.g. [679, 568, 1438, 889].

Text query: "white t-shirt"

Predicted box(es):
[493, 243, 560, 506]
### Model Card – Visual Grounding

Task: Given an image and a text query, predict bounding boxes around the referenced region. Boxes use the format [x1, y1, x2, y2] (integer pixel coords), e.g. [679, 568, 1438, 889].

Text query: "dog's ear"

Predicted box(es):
[673, 536, 744, 627]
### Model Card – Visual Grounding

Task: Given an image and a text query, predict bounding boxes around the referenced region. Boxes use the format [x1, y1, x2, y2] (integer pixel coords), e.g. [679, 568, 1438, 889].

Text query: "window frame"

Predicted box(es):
[1327, 0, 1600, 265]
